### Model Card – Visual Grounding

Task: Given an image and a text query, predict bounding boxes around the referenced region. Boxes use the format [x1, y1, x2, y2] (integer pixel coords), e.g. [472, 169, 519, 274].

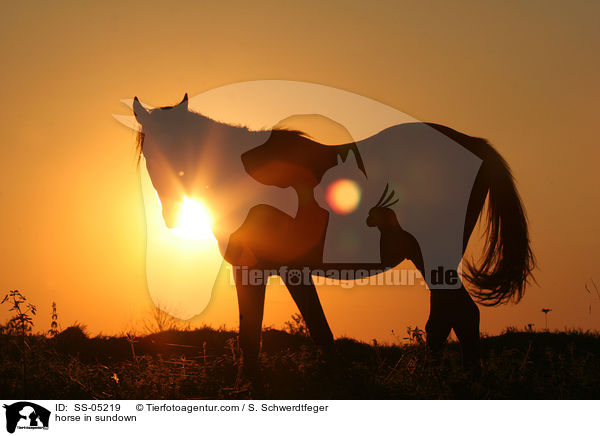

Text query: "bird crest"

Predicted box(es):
[373, 183, 399, 208]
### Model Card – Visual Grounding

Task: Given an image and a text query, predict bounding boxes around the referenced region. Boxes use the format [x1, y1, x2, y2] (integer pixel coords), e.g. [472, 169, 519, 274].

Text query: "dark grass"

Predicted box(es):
[1, 326, 599, 400]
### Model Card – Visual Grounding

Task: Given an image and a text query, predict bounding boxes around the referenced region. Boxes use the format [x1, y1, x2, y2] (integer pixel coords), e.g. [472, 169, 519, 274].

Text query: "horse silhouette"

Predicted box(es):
[132, 94, 534, 378]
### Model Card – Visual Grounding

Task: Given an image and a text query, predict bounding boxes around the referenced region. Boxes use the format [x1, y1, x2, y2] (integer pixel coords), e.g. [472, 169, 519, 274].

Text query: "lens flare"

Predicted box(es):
[171, 196, 214, 240]
[326, 179, 361, 215]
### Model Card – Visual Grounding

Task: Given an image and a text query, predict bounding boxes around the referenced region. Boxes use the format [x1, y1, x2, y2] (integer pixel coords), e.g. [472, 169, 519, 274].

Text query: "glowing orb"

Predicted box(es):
[326, 179, 361, 215]
[170, 196, 214, 240]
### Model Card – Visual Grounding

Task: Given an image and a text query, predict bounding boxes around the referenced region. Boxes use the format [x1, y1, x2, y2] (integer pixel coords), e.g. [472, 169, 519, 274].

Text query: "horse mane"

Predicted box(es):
[134, 107, 308, 164]
[135, 130, 145, 163]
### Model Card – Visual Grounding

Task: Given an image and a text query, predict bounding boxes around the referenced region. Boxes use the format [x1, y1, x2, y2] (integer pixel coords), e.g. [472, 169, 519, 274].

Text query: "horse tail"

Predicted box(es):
[464, 139, 535, 305]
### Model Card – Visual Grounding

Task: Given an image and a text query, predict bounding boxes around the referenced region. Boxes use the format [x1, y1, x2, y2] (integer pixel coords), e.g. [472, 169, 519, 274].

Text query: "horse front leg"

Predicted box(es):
[283, 274, 335, 355]
[234, 266, 266, 380]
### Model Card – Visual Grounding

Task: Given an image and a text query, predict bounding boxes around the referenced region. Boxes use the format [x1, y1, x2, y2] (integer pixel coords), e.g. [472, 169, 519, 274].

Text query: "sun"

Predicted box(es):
[326, 178, 361, 215]
[170, 196, 214, 240]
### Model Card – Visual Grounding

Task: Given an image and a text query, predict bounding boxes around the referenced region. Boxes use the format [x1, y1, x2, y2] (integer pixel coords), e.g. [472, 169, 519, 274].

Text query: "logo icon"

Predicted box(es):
[3, 402, 50, 434]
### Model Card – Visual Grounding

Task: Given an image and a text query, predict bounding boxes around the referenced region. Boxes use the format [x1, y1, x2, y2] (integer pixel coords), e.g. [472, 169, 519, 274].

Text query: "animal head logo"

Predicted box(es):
[3, 402, 50, 434]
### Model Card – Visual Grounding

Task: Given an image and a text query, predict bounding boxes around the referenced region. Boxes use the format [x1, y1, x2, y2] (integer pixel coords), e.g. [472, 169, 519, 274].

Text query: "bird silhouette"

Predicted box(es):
[366, 184, 424, 274]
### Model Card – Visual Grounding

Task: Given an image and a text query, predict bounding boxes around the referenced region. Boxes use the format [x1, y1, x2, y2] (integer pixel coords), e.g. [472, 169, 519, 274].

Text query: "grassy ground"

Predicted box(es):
[1, 325, 599, 400]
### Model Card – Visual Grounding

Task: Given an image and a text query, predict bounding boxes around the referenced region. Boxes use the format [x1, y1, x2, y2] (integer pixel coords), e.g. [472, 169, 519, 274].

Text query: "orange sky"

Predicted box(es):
[1, 1, 599, 342]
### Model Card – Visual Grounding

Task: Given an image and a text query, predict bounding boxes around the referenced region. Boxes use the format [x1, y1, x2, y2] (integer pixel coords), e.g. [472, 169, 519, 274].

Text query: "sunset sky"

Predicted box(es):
[1, 1, 599, 342]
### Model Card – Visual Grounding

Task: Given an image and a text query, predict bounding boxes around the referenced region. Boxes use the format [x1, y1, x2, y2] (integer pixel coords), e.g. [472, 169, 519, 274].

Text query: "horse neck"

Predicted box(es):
[196, 118, 272, 161]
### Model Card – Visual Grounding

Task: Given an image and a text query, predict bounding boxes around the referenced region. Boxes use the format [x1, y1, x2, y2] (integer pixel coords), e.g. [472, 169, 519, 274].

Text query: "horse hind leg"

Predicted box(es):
[424, 165, 486, 373]
[426, 289, 453, 366]
[450, 285, 481, 375]
[427, 286, 481, 375]
[456, 166, 487, 375]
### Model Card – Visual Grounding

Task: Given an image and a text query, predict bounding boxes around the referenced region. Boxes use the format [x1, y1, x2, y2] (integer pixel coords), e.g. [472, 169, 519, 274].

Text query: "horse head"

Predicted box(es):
[133, 94, 195, 228]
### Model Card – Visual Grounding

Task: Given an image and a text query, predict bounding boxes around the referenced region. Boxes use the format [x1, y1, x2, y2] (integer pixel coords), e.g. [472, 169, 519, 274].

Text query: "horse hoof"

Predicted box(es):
[236, 359, 265, 398]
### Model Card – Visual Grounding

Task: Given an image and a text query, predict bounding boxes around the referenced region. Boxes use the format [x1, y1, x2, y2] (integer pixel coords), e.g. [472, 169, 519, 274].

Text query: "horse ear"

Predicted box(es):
[133, 97, 149, 124]
[178, 93, 188, 110]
